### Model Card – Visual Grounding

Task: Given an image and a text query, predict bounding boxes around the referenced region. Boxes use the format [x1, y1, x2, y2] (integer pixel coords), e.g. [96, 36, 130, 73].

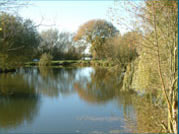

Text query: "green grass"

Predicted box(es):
[25, 60, 115, 67]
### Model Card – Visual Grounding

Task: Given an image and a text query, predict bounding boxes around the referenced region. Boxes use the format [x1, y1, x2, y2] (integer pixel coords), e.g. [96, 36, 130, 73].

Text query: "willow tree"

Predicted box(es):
[74, 19, 119, 59]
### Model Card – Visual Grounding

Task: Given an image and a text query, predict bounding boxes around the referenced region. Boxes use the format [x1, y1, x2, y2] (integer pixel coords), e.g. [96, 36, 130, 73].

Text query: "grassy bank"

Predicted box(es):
[25, 60, 116, 67]
[0, 60, 116, 73]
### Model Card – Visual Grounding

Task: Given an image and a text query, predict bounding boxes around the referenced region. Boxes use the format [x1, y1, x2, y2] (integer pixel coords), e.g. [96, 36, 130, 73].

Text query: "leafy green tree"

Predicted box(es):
[0, 13, 40, 70]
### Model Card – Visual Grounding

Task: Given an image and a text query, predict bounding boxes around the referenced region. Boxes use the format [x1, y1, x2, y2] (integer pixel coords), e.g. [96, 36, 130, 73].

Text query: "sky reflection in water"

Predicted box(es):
[0, 67, 165, 134]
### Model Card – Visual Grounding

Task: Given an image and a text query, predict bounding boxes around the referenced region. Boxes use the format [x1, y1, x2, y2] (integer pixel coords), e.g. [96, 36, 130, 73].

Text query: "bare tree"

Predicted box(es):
[108, 0, 178, 133]
[0, 0, 29, 12]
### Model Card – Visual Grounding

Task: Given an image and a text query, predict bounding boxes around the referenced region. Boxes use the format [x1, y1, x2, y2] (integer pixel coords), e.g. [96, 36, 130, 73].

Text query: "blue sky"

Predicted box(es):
[18, 1, 142, 34]
[18, 1, 119, 33]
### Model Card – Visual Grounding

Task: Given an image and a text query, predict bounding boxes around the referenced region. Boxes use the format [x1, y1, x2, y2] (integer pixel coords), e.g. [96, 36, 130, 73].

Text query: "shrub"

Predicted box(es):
[39, 53, 52, 66]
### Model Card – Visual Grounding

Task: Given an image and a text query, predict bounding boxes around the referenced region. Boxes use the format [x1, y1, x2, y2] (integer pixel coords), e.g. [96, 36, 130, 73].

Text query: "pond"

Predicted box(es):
[0, 67, 166, 134]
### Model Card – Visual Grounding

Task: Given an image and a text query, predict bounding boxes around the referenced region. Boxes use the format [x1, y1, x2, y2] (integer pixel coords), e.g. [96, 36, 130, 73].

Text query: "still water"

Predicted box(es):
[0, 67, 166, 134]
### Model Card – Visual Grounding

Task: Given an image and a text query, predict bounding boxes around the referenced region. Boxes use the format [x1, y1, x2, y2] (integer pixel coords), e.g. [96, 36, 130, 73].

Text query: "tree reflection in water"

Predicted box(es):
[74, 67, 167, 133]
[22, 67, 77, 97]
[0, 67, 167, 133]
[0, 73, 39, 129]
[74, 67, 123, 104]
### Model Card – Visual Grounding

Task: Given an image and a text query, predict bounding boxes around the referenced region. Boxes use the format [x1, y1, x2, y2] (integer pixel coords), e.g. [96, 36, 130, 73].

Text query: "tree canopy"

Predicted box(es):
[0, 13, 40, 69]
[74, 19, 119, 59]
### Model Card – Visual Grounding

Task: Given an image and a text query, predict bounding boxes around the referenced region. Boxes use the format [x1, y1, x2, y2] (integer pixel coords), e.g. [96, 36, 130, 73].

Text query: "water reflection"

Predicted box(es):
[74, 67, 123, 104]
[23, 67, 77, 97]
[0, 67, 166, 133]
[0, 73, 39, 129]
[0, 73, 36, 97]
[0, 97, 39, 129]
[131, 96, 167, 133]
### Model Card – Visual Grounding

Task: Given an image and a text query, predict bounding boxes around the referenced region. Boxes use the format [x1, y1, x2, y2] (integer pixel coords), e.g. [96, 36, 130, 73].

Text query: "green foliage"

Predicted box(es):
[39, 53, 52, 66]
[131, 55, 161, 92]
[0, 13, 40, 69]
[122, 63, 135, 91]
